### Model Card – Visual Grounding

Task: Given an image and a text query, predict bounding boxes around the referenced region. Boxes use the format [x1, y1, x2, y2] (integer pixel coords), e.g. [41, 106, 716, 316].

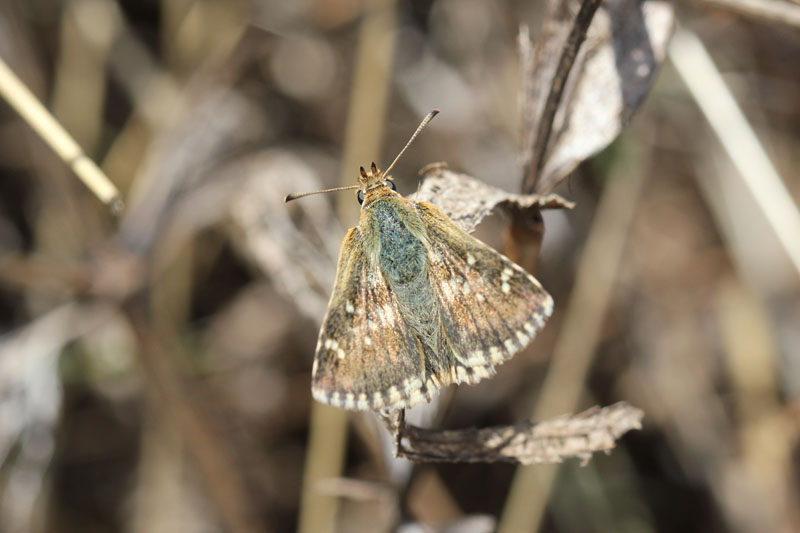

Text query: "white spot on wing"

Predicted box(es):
[372, 393, 385, 409]
[357, 393, 368, 410]
[346, 301, 355, 314]
[385, 304, 396, 324]
[441, 279, 455, 301]
[467, 253, 476, 266]
[490, 346, 503, 363]
[472, 366, 492, 379]
[544, 295, 554, 315]
[502, 282, 510, 294]
[388, 386, 401, 404]
[368, 271, 379, 289]
[470, 350, 485, 365]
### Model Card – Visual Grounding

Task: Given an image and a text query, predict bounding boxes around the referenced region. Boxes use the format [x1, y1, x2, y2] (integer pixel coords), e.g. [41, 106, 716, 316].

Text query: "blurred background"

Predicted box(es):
[0, 0, 799, 532]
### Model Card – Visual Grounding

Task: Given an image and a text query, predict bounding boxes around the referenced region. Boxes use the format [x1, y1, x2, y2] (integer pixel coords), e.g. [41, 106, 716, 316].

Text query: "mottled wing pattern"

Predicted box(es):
[312, 228, 434, 410]
[415, 201, 553, 385]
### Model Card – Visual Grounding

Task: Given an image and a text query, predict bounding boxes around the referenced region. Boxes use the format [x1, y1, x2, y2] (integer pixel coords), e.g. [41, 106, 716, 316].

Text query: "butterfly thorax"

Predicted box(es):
[369, 199, 425, 283]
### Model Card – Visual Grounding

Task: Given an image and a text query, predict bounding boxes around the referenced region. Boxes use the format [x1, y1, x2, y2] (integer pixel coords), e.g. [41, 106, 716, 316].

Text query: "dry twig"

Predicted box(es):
[0, 55, 122, 211]
[380, 403, 643, 465]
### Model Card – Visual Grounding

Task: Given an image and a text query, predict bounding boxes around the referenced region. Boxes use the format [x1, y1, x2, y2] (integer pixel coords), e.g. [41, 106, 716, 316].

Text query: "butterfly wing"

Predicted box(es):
[415, 201, 553, 384]
[312, 228, 435, 410]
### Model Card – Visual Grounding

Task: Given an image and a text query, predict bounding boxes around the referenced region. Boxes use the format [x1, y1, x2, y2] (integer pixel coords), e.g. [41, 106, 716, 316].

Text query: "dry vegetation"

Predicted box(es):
[0, 0, 799, 532]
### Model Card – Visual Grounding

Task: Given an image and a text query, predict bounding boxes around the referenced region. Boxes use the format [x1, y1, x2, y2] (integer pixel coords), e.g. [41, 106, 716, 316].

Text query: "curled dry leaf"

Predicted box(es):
[411, 165, 574, 234]
[522, 0, 674, 193]
[384, 402, 643, 465]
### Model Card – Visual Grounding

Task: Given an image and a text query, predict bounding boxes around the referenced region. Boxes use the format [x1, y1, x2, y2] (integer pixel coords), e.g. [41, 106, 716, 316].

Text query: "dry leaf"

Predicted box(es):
[522, 0, 674, 192]
[384, 401, 643, 464]
[412, 165, 574, 234]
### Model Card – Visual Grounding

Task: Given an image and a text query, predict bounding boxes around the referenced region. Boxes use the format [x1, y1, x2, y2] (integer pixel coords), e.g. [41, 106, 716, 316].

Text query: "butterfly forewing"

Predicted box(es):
[416, 201, 553, 382]
[312, 228, 433, 410]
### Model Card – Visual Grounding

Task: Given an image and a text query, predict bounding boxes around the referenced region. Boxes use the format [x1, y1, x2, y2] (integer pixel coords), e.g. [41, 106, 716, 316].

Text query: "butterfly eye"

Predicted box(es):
[387, 180, 397, 191]
[357, 190, 365, 205]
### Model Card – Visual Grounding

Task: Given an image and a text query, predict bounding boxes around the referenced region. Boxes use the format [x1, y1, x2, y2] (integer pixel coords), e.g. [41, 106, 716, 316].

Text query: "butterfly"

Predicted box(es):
[286, 111, 553, 411]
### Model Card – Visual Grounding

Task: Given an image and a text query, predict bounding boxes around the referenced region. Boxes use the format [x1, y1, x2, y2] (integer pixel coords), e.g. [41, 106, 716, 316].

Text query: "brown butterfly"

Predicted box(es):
[286, 111, 552, 410]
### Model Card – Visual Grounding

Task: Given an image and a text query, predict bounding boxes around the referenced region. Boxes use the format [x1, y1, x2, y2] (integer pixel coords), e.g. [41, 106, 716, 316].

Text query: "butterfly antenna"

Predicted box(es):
[383, 109, 439, 177]
[284, 184, 361, 203]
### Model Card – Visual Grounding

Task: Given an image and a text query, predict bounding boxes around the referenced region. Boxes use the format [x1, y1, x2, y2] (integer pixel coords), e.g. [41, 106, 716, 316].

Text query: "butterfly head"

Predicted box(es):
[357, 162, 397, 206]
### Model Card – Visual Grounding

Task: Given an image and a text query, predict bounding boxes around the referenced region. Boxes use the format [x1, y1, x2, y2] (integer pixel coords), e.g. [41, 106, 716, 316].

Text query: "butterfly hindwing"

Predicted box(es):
[312, 228, 434, 410]
[415, 201, 553, 383]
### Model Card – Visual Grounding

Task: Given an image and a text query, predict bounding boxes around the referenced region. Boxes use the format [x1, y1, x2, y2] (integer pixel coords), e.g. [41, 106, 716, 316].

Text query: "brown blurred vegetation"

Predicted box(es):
[1, 0, 799, 532]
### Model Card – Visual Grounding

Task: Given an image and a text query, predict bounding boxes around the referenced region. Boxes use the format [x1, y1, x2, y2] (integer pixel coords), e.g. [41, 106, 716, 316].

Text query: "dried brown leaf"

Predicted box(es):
[412, 165, 574, 234]
[385, 402, 643, 465]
